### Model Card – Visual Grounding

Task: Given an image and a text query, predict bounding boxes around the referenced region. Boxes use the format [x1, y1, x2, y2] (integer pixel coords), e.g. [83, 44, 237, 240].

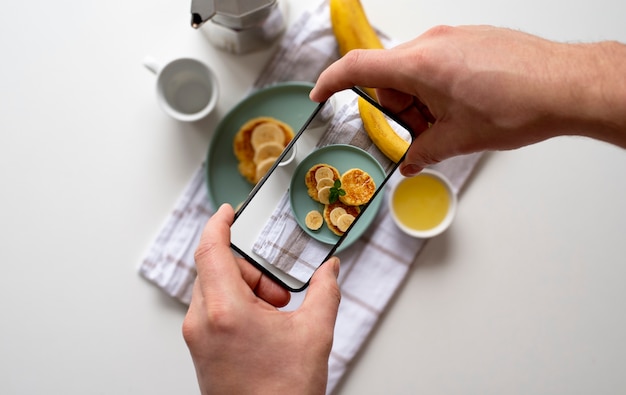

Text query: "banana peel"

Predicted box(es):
[330, 0, 410, 163]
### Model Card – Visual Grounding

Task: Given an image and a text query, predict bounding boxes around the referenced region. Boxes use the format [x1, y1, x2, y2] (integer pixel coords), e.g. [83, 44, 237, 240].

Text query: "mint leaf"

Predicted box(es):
[329, 179, 345, 204]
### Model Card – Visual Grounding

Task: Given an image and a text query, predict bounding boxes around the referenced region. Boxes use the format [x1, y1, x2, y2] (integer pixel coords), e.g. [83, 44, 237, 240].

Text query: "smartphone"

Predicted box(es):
[230, 87, 414, 291]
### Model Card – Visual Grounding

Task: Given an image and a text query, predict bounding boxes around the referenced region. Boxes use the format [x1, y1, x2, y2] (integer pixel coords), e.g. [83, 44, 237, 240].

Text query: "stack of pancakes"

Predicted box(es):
[304, 163, 376, 236]
[233, 117, 294, 184]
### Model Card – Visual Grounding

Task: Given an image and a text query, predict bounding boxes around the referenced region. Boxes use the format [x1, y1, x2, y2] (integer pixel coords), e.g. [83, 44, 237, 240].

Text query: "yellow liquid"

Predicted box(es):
[392, 174, 450, 231]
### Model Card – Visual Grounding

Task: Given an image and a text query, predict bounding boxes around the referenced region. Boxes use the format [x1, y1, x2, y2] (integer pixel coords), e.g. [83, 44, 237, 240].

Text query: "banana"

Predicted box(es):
[317, 186, 332, 205]
[330, 0, 410, 163]
[254, 156, 277, 183]
[330, 0, 384, 55]
[358, 97, 410, 163]
[250, 123, 284, 150]
[305, 210, 324, 230]
[316, 177, 335, 191]
[336, 213, 356, 233]
[329, 207, 347, 226]
[314, 166, 335, 183]
[253, 141, 284, 164]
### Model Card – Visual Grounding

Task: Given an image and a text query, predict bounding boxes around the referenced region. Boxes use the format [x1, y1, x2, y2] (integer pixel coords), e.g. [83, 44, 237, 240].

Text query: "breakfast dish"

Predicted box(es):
[304, 164, 340, 202]
[205, 82, 316, 209]
[323, 201, 360, 236]
[233, 116, 294, 184]
[289, 144, 385, 250]
[304, 165, 369, 236]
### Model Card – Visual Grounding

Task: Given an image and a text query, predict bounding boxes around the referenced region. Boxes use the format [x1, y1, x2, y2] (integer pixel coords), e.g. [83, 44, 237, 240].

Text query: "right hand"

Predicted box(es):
[311, 25, 626, 175]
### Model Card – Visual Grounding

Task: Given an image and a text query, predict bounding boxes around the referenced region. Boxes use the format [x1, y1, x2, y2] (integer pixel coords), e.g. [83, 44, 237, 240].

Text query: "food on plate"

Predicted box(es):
[323, 201, 360, 236]
[233, 116, 294, 184]
[317, 186, 332, 205]
[255, 157, 277, 182]
[314, 166, 335, 182]
[253, 141, 284, 164]
[338, 168, 376, 206]
[330, 0, 410, 163]
[316, 177, 334, 190]
[250, 122, 285, 150]
[336, 213, 356, 233]
[305, 210, 324, 231]
[302, 161, 374, 236]
[305, 164, 340, 202]
[329, 207, 347, 226]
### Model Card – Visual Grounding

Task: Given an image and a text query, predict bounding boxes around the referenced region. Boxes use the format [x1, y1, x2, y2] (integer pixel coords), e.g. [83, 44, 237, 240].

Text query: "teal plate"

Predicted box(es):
[206, 82, 317, 208]
[289, 144, 385, 251]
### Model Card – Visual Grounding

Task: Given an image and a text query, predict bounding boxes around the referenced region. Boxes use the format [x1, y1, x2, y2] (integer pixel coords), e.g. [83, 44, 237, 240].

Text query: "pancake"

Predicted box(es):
[323, 201, 360, 236]
[233, 117, 294, 184]
[339, 168, 376, 206]
[304, 164, 340, 202]
[254, 157, 278, 183]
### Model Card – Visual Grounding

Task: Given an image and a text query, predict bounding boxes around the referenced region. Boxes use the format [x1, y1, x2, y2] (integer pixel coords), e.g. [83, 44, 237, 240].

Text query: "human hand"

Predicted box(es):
[311, 25, 626, 175]
[182, 204, 341, 395]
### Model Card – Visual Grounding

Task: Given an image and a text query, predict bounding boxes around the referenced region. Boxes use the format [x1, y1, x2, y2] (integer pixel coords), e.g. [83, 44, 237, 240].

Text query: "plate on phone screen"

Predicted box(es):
[289, 144, 385, 251]
[206, 81, 317, 209]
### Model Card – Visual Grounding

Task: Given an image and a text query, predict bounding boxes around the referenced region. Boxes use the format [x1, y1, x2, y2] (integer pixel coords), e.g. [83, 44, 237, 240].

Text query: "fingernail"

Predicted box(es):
[401, 164, 422, 177]
[331, 257, 340, 278]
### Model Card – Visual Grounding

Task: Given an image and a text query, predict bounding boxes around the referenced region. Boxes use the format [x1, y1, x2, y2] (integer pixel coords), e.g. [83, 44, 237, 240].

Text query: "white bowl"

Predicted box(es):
[388, 169, 457, 238]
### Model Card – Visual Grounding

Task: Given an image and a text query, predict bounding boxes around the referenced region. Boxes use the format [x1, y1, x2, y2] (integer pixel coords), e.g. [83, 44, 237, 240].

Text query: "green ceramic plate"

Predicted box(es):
[289, 144, 385, 251]
[206, 82, 317, 208]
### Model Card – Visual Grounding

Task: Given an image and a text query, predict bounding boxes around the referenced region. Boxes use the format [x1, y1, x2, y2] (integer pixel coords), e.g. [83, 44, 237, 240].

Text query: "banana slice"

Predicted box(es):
[305, 210, 324, 230]
[250, 123, 284, 150]
[329, 207, 347, 226]
[317, 186, 331, 205]
[336, 213, 356, 233]
[253, 141, 284, 164]
[323, 201, 361, 236]
[254, 156, 277, 183]
[305, 164, 340, 202]
[316, 177, 334, 191]
[314, 166, 335, 183]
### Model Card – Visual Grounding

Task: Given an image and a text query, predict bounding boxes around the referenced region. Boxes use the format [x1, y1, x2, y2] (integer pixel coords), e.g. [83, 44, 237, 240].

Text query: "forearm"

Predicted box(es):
[555, 40, 626, 146]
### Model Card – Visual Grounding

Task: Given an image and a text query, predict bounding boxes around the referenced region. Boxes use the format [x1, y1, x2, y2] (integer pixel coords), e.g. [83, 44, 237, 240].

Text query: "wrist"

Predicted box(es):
[554, 41, 626, 146]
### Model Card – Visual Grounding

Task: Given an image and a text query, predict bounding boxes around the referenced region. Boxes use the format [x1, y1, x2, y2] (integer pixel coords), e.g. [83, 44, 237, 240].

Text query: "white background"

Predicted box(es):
[1, 0, 625, 394]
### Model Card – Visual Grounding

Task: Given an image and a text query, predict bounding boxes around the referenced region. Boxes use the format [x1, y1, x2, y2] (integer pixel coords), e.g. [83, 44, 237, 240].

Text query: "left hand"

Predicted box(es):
[182, 204, 341, 395]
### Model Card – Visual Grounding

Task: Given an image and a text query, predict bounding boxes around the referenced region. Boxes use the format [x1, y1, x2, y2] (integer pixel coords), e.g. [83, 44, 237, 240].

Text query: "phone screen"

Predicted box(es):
[230, 87, 414, 291]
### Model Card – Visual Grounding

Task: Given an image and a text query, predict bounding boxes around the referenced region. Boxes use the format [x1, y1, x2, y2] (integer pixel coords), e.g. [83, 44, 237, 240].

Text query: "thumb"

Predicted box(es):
[299, 257, 341, 330]
[400, 122, 458, 176]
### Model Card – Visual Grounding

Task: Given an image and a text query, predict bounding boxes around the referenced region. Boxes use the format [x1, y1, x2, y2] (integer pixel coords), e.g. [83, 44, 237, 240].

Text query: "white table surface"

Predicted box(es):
[1, 0, 625, 394]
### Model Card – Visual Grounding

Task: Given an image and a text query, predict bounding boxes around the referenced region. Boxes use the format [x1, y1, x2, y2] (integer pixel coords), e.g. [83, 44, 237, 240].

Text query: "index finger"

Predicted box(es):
[310, 48, 404, 102]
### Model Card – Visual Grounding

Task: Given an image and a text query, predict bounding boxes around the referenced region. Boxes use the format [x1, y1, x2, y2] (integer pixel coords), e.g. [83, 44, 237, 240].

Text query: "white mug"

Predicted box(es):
[143, 56, 219, 122]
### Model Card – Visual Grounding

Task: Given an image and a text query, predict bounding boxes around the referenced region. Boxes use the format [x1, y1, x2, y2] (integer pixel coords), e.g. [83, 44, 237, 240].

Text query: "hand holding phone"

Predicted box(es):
[230, 87, 414, 291]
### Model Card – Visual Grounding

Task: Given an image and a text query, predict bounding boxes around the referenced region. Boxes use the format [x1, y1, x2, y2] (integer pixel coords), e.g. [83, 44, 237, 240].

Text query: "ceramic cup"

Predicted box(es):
[388, 169, 458, 238]
[143, 56, 219, 122]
